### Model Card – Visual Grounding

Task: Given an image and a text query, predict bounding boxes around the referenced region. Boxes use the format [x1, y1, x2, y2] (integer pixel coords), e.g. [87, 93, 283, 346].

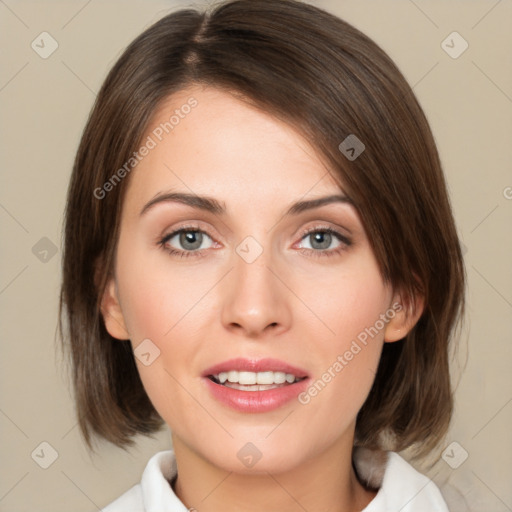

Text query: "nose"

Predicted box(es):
[220, 246, 292, 338]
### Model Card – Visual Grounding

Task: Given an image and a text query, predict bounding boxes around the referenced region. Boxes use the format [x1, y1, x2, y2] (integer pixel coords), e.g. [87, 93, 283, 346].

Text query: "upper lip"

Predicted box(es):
[202, 358, 309, 378]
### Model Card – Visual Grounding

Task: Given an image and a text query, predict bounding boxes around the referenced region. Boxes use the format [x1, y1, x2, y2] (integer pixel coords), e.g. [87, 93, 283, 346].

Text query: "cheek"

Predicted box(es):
[114, 240, 214, 406]
[308, 256, 390, 350]
[114, 256, 202, 426]
[296, 256, 390, 414]
[116, 238, 208, 341]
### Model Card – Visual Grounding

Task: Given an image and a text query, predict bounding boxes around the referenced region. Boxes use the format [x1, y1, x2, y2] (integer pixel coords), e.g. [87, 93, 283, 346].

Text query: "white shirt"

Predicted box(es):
[101, 449, 450, 512]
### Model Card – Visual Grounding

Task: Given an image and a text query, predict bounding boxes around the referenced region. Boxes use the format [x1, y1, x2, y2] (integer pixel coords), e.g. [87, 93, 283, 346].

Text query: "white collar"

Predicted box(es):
[106, 448, 450, 511]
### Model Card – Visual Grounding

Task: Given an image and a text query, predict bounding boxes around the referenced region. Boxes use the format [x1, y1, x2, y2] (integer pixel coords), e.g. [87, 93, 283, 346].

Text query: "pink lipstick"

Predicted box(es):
[202, 358, 310, 413]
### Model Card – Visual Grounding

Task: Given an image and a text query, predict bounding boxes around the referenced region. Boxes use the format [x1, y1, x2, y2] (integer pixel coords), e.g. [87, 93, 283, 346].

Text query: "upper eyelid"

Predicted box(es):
[161, 222, 215, 240]
[301, 224, 349, 236]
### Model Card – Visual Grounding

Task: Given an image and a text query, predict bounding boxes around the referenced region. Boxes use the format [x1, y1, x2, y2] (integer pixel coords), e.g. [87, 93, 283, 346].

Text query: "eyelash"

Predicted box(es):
[157, 225, 352, 259]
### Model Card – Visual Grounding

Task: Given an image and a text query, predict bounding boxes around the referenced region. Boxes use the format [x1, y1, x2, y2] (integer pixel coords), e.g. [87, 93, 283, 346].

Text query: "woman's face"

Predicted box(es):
[104, 85, 403, 473]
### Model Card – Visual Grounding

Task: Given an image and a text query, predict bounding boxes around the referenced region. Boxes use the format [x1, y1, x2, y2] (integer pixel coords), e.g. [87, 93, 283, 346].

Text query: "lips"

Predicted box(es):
[201, 358, 310, 413]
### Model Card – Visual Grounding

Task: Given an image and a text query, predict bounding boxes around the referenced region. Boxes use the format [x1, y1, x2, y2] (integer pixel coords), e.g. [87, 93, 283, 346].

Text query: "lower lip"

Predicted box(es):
[203, 377, 310, 413]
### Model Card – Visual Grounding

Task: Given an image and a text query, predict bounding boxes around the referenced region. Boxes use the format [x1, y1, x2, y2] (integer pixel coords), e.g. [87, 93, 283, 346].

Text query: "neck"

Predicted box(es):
[170, 433, 377, 512]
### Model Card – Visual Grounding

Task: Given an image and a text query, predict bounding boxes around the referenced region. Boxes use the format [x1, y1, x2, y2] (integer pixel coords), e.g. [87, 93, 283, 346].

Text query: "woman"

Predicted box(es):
[59, 1, 466, 510]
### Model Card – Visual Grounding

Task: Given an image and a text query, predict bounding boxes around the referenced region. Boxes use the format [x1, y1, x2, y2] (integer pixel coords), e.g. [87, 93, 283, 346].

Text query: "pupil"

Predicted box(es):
[180, 231, 202, 250]
[311, 232, 331, 250]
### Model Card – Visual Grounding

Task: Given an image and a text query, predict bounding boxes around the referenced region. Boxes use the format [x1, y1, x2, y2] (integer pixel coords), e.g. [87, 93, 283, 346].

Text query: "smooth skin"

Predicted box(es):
[100, 85, 423, 512]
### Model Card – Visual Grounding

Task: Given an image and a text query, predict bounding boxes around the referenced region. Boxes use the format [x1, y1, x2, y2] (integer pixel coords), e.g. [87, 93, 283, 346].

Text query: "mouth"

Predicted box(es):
[201, 358, 310, 412]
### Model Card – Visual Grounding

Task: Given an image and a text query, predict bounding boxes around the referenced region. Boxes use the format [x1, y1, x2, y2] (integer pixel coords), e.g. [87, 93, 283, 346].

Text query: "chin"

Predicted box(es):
[198, 435, 308, 475]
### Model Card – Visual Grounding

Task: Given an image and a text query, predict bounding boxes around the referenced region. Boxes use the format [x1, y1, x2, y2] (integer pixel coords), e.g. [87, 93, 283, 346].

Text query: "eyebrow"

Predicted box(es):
[139, 191, 353, 217]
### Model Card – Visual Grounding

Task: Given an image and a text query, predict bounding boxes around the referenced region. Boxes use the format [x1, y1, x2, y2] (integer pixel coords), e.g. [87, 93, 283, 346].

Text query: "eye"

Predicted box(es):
[296, 227, 351, 257]
[158, 227, 214, 258]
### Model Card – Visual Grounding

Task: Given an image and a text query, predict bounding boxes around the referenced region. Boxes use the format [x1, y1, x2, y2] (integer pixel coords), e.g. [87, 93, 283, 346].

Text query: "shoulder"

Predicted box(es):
[355, 449, 450, 512]
[101, 483, 143, 512]
[100, 450, 181, 512]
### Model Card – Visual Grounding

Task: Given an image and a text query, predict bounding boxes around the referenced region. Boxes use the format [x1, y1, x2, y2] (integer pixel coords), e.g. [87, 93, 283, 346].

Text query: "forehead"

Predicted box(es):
[124, 85, 345, 212]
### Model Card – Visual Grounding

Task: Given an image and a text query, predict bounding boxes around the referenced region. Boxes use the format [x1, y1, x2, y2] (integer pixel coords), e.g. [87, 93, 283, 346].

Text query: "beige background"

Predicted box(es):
[1, 0, 511, 510]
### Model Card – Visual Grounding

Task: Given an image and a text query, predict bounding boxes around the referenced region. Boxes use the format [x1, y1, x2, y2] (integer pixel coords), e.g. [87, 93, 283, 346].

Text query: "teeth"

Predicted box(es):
[285, 373, 295, 383]
[273, 372, 287, 384]
[227, 371, 238, 383]
[214, 370, 301, 385]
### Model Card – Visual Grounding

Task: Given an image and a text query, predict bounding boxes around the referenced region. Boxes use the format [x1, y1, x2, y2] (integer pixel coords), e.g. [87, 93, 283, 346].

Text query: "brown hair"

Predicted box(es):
[59, 0, 465, 456]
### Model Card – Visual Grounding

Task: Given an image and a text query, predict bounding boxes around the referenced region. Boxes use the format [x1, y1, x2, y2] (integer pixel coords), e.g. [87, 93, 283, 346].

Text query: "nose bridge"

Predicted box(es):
[220, 236, 290, 336]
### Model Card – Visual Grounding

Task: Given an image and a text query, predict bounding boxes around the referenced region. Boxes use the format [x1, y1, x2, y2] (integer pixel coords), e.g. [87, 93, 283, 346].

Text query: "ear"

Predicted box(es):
[383, 288, 425, 343]
[100, 277, 130, 340]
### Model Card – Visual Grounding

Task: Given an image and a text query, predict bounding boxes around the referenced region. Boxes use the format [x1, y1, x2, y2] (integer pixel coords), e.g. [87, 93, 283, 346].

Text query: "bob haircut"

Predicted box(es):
[59, 0, 465, 457]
